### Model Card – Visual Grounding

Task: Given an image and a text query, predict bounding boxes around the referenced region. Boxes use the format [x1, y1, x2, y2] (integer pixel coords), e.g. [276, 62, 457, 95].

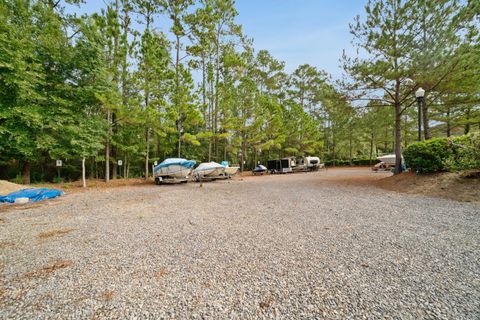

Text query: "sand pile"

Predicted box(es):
[0, 180, 25, 196]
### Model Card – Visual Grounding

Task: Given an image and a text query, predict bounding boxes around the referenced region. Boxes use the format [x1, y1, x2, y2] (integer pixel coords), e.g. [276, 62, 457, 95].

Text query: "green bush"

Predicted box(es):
[445, 133, 480, 171]
[404, 133, 480, 173]
[404, 138, 451, 173]
[324, 158, 379, 166]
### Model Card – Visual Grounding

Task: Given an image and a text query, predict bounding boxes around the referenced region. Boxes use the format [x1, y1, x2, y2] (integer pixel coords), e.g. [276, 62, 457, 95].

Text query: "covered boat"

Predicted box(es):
[153, 158, 196, 184]
[220, 161, 240, 176]
[377, 154, 403, 165]
[193, 162, 226, 180]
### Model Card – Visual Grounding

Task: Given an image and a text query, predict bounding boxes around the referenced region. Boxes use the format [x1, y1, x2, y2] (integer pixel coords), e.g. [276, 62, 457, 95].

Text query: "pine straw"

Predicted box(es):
[375, 170, 480, 202]
[37, 228, 75, 240]
[23, 260, 73, 279]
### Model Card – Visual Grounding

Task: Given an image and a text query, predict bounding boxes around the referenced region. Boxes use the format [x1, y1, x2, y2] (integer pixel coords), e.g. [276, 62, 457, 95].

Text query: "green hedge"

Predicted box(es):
[324, 159, 379, 166]
[404, 133, 480, 173]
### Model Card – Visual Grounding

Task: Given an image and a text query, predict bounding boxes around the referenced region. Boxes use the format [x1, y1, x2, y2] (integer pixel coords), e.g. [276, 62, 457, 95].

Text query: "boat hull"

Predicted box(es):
[377, 154, 403, 165]
[193, 167, 225, 177]
[193, 162, 226, 179]
[224, 166, 239, 175]
[154, 165, 193, 179]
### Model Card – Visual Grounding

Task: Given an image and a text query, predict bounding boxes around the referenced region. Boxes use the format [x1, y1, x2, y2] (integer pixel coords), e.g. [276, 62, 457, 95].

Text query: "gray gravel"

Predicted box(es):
[1, 169, 479, 319]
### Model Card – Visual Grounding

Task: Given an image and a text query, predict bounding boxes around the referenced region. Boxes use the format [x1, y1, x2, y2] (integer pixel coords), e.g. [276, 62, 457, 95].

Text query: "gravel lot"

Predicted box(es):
[1, 169, 479, 319]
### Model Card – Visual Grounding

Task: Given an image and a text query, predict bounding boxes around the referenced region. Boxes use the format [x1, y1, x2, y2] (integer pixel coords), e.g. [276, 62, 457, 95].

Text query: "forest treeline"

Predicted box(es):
[0, 0, 479, 183]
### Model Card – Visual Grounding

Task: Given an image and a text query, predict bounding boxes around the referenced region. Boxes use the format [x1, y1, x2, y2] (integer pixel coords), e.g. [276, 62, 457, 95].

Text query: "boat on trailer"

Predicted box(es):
[377, 154, 399, 165]
[220, 161, 240, 176]
[153, 158, 196, 184]
[373, 154, 404, 171]
[193, 162, 226, 181]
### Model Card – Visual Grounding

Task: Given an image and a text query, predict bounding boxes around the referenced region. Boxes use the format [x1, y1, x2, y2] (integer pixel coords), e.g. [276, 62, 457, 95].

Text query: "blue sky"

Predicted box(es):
[235, 1, 365, 77]
[68, 1, 365, 79]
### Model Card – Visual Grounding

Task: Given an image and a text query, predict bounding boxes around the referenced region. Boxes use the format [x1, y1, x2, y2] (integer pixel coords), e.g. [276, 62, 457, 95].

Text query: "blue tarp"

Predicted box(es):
[0, 188, 64, 203]
[153, 158, 196, 173]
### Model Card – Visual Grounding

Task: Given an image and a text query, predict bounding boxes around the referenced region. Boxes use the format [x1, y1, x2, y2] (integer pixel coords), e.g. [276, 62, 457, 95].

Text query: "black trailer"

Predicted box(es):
[267, 160, 281, 173]
[267, 158, 294, 174]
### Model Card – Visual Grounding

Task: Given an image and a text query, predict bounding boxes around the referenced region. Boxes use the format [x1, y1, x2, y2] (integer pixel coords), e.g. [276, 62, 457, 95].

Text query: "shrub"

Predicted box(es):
[404, 133, 480, 173]
[445, 133, 480, 171]
[404, 138, 451, 173]
[324, 158, 379, 166]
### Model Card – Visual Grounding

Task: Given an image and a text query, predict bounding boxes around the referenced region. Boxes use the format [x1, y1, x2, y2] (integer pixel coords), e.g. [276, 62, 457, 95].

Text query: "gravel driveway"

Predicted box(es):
[1, 169, 479, 319]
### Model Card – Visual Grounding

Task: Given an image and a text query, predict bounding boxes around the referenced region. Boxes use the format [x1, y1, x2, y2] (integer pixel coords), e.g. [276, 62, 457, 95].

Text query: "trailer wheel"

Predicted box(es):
[155, 178, 161, 185]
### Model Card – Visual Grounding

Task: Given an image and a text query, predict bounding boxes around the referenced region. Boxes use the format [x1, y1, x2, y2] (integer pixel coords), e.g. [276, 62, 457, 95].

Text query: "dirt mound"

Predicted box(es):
[375, 171, 480, 202]
[0, 180, 24, 196]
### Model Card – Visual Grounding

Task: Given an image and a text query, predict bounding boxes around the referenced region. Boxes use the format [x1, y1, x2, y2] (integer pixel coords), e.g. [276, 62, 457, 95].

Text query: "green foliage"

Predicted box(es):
[444, 134, 480, 171]
[404, 138, 452, 173]
[404, 134, 480, 173]
[0, 0, 477, 182]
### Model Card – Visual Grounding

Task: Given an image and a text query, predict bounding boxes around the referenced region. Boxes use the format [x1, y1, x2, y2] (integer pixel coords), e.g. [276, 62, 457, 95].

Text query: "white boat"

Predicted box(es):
[377, 154, 403, 165]
[220, 161, 240, 176]
[153, 158, 196, 184]
[224, 166, 239, 175]
[193, 162, 226, 179]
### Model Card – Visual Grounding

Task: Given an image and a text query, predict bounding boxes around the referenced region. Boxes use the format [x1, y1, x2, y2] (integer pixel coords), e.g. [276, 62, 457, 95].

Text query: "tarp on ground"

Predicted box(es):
[0, 188, 64, 203]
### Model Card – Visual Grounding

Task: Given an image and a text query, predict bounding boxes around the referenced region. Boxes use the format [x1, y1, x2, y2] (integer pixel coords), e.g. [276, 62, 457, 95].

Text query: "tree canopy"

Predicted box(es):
[0, 0, 478, 183]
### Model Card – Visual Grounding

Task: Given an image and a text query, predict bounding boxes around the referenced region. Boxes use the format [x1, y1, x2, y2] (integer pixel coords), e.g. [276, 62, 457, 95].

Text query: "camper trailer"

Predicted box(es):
[293, 156, 321, 172]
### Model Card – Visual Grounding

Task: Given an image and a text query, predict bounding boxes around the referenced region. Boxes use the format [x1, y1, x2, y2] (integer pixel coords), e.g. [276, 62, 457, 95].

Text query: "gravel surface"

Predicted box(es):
[1, 169, 479, 319]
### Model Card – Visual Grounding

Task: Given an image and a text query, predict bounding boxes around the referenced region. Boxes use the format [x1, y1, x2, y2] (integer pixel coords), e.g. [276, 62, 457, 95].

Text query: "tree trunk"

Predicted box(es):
[112, 156, 117, 180]
[464, 108, 471, 134]
[446, 107, 451, 137]
[176, 34, 182, 158]
[105, 110, 110, 183]
[90, 157, 95, 179]
[369, 131, 374, 165]
[124, 154, 127, 179]
[145, 128, 150, 180]
[240, 140, 245, 173]
[82, 157, 86, 188]
[394, 102, 403, 174]
[214, 32, 220, 162]
[22, 161, 31, 185]
[422, 100, 430, 140]
[349, 131, 353, 166]
[384, 126, 388, 152]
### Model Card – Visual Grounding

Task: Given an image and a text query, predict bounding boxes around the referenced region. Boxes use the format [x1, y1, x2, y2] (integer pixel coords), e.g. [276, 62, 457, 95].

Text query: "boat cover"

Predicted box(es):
[253, 165, 267, 172]
[194, 162, 224, 172]
[220, 161, 229, 167]
[154, 158, 196, 172]
[377, 154, 404, 164]
[0, 188, 64, 203]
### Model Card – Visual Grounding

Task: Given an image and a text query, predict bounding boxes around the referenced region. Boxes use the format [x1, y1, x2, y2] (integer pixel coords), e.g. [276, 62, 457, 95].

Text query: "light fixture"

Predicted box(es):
[415, 87, 425, 99]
